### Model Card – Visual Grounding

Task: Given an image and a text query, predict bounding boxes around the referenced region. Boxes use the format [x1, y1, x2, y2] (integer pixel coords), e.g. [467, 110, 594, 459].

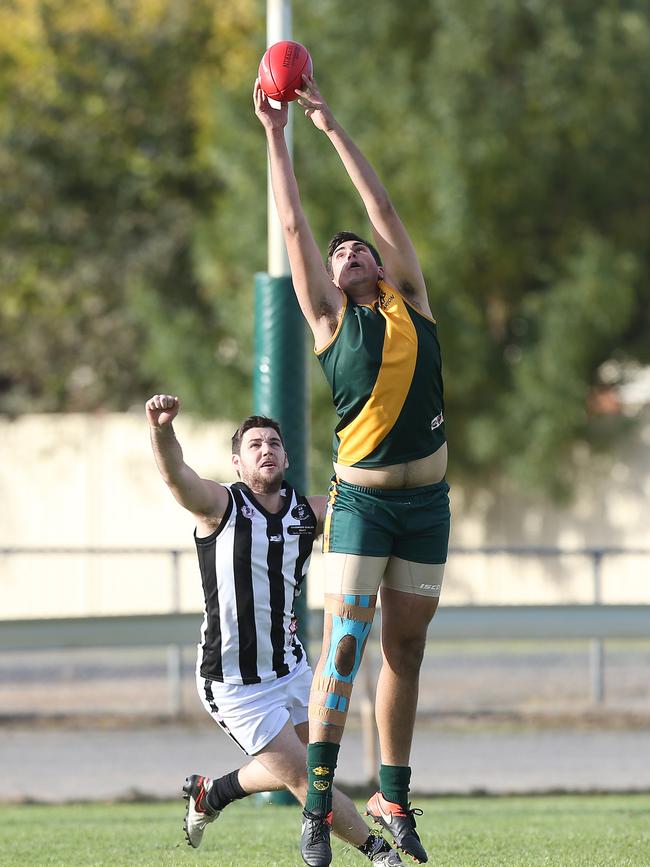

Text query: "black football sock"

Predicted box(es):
[205, 770, 247, 812]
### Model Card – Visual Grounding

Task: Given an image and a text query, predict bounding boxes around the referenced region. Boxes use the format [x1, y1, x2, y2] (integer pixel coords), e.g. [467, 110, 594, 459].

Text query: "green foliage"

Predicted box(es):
[0, 0, 261, 418]
[295, 0, 650, 496]
[1, 0, 648, 497]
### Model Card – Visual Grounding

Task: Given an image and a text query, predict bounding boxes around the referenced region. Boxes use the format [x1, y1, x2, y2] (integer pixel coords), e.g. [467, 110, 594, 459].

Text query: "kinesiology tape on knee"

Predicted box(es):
[309, 675, 354, 726]
[323, 596, 374, 686]
[309, 595, 374, 726]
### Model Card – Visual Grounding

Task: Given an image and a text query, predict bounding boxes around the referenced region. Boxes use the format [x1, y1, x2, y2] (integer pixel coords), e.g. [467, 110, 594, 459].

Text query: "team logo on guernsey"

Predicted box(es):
[379, 289, 395, 309]
[240, 504, 256, 519]
[313, 766, 330, 776]
[431, 412, 444, 431]
[291, 503, 310, 520]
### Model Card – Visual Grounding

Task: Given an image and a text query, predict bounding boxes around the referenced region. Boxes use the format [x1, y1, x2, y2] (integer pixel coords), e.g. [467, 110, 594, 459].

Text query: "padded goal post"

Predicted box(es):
[253, 272, 310, 651]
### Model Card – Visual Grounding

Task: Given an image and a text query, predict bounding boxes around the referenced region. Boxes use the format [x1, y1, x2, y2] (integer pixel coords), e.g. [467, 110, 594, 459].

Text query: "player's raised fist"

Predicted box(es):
[146, 394, 180, 429]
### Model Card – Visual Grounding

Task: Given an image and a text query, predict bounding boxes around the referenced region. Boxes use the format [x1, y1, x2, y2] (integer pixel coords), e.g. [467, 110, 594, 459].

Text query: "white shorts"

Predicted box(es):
[196, 658, 312, 756]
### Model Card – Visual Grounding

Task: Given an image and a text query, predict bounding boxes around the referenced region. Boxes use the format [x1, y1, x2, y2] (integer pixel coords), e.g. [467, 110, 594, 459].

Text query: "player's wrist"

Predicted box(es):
[150, 422, 175, 435]
[267, 125, 287, 140]
[324, 118, 343, 138]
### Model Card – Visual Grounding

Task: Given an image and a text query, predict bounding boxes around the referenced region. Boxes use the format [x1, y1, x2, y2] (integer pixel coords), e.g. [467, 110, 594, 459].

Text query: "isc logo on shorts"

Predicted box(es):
[419, 583, 441, 592]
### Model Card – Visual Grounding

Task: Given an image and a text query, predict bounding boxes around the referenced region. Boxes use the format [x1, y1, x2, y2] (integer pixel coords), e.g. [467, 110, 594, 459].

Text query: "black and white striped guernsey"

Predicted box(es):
[194, 481, 317, 685]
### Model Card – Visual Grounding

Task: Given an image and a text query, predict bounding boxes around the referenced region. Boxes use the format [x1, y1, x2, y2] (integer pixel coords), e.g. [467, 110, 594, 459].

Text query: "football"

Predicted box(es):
[258, 40, 313, 102]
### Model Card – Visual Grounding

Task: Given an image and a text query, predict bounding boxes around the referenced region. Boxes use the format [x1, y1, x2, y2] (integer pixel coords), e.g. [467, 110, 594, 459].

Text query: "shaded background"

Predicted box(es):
[1, 0, 650, 802]
[2, 0, 649, 494]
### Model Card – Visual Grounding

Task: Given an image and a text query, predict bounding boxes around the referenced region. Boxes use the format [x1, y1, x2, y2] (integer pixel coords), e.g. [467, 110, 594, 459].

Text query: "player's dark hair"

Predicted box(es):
[231, 416, 285, 455]
[326, 231, 382, 278]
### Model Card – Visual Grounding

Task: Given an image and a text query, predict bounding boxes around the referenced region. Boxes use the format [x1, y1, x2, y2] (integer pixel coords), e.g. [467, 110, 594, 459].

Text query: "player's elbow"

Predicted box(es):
[281, 212, 308, 238]
[282, 219, 300, 238]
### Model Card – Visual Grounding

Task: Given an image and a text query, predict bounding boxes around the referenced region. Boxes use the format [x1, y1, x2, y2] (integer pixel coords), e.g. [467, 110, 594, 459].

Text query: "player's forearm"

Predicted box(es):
[150, 423, 220, 517]
[149, 424, 187, 487]
[325, 122, 392, 216]
[266, 128, 310, 236]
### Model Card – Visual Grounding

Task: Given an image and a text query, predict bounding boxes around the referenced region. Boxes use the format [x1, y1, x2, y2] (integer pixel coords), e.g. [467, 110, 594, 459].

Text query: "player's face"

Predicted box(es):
[330, 241, 382, 295]
[233, 427, 288, 494]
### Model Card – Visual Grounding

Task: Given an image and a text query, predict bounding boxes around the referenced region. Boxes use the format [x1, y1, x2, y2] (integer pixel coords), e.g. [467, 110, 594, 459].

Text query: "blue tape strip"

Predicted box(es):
[322, 615, 372, 683]
[343, 594, 371, 608]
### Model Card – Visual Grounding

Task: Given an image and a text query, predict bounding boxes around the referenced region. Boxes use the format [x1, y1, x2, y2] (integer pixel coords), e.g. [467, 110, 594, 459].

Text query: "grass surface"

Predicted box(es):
[1, 794, 649, 866]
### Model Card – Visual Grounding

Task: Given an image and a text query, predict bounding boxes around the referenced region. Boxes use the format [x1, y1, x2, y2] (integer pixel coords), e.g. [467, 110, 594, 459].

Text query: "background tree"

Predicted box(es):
[1, 0, 648, 498]
[295, 0, 650, 496]
[0, 0, 262, 417]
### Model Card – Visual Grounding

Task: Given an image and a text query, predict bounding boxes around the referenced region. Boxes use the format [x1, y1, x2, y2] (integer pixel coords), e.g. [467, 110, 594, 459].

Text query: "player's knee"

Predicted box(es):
[333, 633, 358, 677]
[322, 598, 374, 684]
[309, 600, 375, 726]
[383, 632, 426, 678]
[325, 617, 371, 683]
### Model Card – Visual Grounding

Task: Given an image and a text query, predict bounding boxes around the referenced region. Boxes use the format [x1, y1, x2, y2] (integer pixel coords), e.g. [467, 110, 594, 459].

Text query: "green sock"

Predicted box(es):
[305, 742, 340, 815]
[379, 764, 411, 808]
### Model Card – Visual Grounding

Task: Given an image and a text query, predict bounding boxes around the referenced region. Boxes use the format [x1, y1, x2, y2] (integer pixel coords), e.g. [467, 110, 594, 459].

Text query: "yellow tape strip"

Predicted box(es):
[324, 596, 376, 623]
[312, 676, 354, 699]
[308, 704, 348, 727]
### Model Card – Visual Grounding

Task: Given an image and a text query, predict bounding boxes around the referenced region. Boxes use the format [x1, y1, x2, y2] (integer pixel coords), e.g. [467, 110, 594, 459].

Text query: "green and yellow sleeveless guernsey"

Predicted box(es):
[316, 280, 445, 468]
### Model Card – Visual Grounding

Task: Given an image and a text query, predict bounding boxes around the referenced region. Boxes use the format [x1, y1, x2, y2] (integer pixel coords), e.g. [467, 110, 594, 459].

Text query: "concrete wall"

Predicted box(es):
[1, 412, 648, 618]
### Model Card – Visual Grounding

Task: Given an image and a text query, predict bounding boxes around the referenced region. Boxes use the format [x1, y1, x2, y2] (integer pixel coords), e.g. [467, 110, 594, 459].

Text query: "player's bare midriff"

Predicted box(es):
[334, 441, 447, 489]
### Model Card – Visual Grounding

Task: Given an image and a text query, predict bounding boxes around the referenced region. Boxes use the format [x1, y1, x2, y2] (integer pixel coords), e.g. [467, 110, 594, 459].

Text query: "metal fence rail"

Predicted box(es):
[3, 544, 649, 604]
[1, 604, 649, 712]
[1, 546, 649, 710]
[2, 604, 650, 651]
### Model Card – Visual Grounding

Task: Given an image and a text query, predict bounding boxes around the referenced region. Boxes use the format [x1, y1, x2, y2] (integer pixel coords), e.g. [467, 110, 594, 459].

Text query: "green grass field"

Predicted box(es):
[1, 795, 649, 867]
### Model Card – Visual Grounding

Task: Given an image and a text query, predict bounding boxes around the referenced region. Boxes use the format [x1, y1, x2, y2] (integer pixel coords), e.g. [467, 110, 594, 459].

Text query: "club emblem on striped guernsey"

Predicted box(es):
[240, 505, 255, 519]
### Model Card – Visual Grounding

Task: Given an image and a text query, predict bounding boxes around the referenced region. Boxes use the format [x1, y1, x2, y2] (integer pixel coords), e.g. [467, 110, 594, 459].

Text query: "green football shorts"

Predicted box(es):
[323, 477, 450, 564]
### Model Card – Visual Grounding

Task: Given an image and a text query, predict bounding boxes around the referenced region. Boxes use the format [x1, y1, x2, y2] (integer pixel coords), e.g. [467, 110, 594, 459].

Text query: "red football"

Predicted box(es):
[258, 40, 313, 102]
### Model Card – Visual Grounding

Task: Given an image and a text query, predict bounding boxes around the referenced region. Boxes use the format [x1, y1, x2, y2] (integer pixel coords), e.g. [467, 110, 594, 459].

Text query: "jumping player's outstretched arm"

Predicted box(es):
[296, 76, 432, 315]
[253, 80, 342, 348]
[146, 394, 229, 529]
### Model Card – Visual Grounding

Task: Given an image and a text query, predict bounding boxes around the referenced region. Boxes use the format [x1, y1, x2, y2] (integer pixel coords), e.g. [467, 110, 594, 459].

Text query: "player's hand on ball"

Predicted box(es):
[146, 394, 180, 429]
[296, 75, 335, 133]
[253, 78, 288, 130]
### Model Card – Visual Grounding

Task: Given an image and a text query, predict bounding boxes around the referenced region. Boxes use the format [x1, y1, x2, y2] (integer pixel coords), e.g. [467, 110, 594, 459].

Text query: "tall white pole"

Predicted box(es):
[267, 0, 292, 278]
[257, 9, 311, 797]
